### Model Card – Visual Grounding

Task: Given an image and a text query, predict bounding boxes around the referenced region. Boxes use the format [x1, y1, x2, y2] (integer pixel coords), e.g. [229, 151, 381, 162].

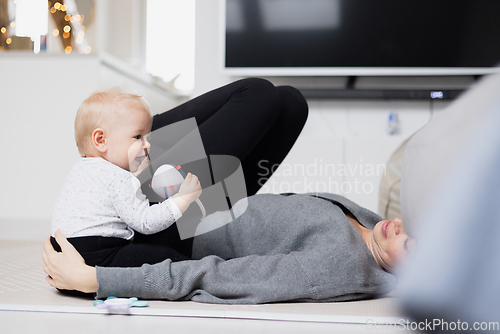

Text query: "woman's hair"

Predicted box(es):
[74, 87, 151, 156]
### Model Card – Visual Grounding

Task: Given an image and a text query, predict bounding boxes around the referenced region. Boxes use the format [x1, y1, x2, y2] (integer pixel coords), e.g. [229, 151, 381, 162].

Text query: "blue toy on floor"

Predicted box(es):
[93, 296, 148, 310]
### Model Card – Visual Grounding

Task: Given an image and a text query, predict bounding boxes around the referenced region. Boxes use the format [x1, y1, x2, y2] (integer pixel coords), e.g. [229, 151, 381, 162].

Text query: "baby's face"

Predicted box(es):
[104, 102, 152, 173]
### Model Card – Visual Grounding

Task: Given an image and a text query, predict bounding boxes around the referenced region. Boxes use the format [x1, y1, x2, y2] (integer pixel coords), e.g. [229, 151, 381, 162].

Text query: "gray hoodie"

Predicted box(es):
[96, 193, 396, 304]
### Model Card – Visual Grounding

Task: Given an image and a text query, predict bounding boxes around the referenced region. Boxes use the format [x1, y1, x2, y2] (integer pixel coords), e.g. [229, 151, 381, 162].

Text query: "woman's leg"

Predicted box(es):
[140, 78, 307, 259]
[239, 85, 308, 195]
[149, 78, 308, 196]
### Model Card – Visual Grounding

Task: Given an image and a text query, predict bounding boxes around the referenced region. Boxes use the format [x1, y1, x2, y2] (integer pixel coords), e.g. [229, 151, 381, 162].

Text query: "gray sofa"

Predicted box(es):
[390, 71, 500, 329]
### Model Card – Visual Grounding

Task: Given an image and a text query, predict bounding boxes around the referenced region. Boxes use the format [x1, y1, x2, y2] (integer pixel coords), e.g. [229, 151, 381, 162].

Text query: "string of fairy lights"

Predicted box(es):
[1, 0, 91, 54]
[49, 0, 91, 54]
[0, 0, 16, 47]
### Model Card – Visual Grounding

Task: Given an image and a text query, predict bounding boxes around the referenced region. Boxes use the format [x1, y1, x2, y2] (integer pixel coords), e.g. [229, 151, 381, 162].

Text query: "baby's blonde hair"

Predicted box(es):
[74, 87, 151, 156]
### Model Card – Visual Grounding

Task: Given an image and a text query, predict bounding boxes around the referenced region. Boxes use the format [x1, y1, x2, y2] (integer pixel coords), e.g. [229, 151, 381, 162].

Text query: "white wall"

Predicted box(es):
[194, 0, 456, 213]
[0, 54, 99, 237]
[101, 0, 146, 66]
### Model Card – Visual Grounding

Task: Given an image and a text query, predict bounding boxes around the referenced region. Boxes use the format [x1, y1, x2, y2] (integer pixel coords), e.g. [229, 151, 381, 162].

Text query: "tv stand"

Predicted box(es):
[299, 88, 464, 100]
[297, 75, 470, 100]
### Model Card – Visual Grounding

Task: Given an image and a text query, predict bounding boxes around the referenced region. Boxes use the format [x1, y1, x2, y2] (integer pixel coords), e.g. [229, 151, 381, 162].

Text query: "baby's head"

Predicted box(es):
[75, 87, 153, 173]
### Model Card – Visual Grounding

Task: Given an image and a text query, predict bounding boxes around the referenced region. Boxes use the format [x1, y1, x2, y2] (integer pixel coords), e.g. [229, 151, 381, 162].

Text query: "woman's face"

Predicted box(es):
[371, 218, 416, 270]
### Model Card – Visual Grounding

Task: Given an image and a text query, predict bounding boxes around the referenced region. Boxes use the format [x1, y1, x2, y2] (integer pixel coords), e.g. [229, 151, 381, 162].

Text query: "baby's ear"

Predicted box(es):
[92, 128, 107, 153]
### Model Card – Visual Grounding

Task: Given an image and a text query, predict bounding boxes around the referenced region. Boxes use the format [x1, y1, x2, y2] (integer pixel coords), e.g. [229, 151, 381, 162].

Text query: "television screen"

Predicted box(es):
[223, 0, 500, 76]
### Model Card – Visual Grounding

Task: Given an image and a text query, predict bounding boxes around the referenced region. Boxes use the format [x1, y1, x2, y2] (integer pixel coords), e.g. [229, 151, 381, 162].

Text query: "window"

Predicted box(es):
[146, 0, 195, 92]
[12, 0, 48, 53]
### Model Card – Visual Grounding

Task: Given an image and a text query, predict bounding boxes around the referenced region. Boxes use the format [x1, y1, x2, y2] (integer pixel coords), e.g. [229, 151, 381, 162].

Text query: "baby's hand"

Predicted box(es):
[173, 173, 202, 213]
[178, 173, 202, 201]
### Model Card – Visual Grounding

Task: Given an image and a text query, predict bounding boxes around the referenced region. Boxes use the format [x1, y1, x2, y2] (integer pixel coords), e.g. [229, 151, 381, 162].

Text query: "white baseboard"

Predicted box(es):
[0, 220, 50, 241]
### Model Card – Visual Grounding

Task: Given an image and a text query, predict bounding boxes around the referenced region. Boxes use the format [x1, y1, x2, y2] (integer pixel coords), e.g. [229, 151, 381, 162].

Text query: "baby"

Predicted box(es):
[51, 87, 202, 269]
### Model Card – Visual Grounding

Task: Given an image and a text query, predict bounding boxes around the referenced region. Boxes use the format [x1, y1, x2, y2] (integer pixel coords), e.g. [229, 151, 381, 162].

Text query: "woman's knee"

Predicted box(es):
[276, 85, 309, 126]
[231, 78, 308, 127]
[235, 78, 281, 111]
[238, 77, 276, 92]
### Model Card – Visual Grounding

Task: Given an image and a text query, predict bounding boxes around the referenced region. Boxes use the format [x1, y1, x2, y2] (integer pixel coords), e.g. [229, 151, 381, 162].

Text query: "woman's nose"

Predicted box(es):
[393, 218, 404, 235]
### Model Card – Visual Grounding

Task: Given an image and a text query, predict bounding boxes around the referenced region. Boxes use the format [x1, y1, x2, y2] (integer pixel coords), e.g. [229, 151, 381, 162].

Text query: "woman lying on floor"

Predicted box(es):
[42, 78, 415, 304]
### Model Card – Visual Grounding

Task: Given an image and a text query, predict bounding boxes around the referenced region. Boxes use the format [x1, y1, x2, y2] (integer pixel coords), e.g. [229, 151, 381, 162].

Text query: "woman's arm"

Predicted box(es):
[42, 231, 98, 293]
[94, 251, 314, 304]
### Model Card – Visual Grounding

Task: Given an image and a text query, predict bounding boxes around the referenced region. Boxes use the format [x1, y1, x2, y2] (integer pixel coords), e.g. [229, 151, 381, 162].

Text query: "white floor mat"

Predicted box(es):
[0, 240, 408, 324]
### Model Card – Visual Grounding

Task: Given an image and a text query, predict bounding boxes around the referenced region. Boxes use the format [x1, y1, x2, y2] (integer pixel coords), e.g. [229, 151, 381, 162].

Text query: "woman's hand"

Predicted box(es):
[173, 172, 202, 213]
[42, 230, 98, 293]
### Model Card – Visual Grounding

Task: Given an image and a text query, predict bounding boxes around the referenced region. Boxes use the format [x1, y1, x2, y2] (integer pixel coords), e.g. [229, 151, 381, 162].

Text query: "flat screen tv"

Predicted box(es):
[222, 0, 500, 76]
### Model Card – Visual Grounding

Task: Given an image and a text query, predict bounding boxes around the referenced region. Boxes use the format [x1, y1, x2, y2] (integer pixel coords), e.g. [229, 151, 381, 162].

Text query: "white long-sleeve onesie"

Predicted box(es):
[51, 157, 181, 240]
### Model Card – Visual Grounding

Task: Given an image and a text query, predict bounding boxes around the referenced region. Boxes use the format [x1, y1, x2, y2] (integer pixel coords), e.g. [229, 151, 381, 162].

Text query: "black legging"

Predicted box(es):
[132, 78, 309, 260]
[145, 77, 308, 196]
